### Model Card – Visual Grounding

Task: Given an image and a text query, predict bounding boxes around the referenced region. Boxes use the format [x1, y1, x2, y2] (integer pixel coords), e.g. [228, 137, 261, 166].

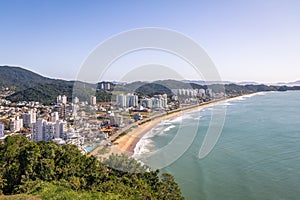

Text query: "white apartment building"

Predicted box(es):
[90, 95, 97, 105]
[9, 116, 23, 132]
[51, 111, 59, 122]
[73, 96, 79, 104]
[0, 123, 4, 137]
[61, 95, 67, 104]
[31, 119, 66, 142]
[57, 95, 67, 104]
[116, 94, 138, 108]
[126, 94, 138, 107]
[22, 110, 37, 127]
[116, 94, 126, 108]
[140, 98, 153, 108]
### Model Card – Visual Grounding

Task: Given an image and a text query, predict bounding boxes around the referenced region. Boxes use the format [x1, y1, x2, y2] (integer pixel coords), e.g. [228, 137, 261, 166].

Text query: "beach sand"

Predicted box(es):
[90, 94, 254, 159]
[89, 109, 186, 159]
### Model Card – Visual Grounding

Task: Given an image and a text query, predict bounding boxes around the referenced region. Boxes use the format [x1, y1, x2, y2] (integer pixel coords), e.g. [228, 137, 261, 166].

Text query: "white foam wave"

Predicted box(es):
[226, 92, 267, 103]
[133, 137, 153, 156]
[170, 116, 183, 123]
[163, 125, 176, 132]
[158, 119, 172, 126]
[215, 102, 233, 106]
[193, 116, 202, 120]
[133, 139, 151, 157]
[143, 128, 159, 138]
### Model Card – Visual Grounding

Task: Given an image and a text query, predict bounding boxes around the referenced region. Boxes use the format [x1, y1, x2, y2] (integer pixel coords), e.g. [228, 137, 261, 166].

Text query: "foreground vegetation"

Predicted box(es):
[0, 135, 184, 199]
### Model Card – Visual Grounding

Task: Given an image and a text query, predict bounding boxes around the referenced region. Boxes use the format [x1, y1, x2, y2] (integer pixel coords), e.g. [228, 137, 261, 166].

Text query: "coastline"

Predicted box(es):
[90, 93, 260, 159]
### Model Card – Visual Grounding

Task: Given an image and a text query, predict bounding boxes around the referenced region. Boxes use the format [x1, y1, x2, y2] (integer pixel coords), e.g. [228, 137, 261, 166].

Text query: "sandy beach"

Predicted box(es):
[90, 94, 255, 159]
[89, 108, 189, 159]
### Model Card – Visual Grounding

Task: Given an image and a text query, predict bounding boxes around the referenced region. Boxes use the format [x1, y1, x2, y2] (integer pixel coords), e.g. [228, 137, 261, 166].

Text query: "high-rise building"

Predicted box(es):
[98, 82, 112, 91]
[198, 89, 206, 97]
[32, 119, 66, 142]
[90, 95, 97, 105]
[61, 95, 67, 104]
[206, 89, 213, 97]
[51, 111, 59, 122]
[55, 120, 66, 139]
[32, 119, 45, 142]
[116, 94, 126, 108]
[140, 98, 153, 108]
[126, 94, 138, 107]
[0, 123, 4, 137]
[56, 95, 62, 104]
[116, 93, 139, 108]
[22, 110, 36, 127]
[73, 97, 79, 104]
[151, 95, 168, 109]
[9, 116, 23, 132]
[53, 104, 69, 120]
[43, 122, 55, 141]
[57, 95, 67, 104]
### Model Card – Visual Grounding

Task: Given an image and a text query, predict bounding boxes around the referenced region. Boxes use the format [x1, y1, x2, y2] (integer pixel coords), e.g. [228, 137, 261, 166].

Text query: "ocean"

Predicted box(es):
[133, 91, 300, 200]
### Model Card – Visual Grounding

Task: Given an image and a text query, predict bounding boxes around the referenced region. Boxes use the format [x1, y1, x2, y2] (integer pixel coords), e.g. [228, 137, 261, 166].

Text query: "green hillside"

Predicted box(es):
[2, 66, 300, 105]
[0, 66, 56, 91]
[0, 135, 184, 200]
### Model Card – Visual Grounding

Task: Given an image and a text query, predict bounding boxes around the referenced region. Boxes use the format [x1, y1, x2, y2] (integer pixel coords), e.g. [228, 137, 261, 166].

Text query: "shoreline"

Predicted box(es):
[90, 93, 260, 159]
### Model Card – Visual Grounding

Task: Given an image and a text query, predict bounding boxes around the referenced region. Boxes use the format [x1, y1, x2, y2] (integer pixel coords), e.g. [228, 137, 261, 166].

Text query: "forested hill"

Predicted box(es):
[0, 135, 184, 199]
[2, 66, 300, 105]
[1, 66, 112, 104]
[0, 66, 59, 91]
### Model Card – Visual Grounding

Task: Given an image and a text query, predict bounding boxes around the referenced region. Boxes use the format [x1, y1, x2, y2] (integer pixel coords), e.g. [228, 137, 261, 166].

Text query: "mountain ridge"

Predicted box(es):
[1, 66, 300, 104]
[0, 65, 70, 91]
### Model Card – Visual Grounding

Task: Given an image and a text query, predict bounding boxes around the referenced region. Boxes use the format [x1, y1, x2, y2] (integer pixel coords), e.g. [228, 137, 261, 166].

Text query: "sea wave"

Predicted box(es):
[163, 125, 176, 132]
[226, 92, 267, 103]
[215, 102, 233, 106]
[133, 137, 153, 156]
[168, 116, 182, 123]
[133, 122, 178, 157]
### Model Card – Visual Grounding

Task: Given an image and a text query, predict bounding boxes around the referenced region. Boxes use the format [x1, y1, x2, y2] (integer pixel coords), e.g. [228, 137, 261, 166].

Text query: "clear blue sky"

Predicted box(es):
[1, 0, 300, 83]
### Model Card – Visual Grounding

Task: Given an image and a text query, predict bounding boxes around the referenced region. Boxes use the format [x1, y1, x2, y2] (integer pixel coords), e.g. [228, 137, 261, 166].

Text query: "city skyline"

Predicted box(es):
[1, 0, 300, 83]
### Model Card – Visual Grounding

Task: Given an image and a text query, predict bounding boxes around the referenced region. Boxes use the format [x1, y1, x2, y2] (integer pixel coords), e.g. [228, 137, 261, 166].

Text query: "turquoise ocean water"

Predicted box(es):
[134, 91, 300, 200]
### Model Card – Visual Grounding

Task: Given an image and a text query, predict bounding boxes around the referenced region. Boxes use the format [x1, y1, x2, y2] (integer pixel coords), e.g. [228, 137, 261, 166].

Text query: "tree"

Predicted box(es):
[158, 173, 184, 200]
[0, 135, 185, 199]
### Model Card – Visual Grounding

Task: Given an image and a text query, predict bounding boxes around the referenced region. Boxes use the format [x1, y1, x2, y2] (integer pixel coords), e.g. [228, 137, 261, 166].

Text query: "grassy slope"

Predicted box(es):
[0, 182, 124, 200]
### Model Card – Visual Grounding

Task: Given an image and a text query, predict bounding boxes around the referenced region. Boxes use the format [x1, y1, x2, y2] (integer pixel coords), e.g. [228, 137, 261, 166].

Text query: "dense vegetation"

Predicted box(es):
[7, 81, 300, 105]
[0, 135, 184, 199]
[7, 82, 74, 105]
[3, 66, 300, 105]
[135, 83, 173, 97]
[1, 66, 112, 104]
[0, 66, 56, 91]
[7, 82, 112, 105]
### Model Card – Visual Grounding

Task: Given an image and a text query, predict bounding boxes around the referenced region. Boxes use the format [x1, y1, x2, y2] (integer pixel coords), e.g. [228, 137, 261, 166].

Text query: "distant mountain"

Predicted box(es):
[113, 80, 207, 94]
[286, 80, 300, 86]
[7, 81, 112, 105]
[2, 66, 300, 104]
[7, 82, 74, 104]
[135, 83, 173, 97]
[237, 81, 259, 85]
[181, 80, 207, 85]
[0, 65, 60, 91]
[183, 80, 262, 86]
[182, 80, 234, 85]
[1, 66, 112, 104]
[272, 80, 300, 86]
[153, 80, 197, 89]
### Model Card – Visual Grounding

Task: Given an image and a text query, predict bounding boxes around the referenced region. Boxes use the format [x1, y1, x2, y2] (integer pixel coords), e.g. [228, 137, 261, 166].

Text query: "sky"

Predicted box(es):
[0, 0, 300, 83]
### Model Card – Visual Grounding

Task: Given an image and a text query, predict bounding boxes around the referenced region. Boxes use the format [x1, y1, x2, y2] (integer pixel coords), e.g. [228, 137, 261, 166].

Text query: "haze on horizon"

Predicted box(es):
[0, 0, 300, 84]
